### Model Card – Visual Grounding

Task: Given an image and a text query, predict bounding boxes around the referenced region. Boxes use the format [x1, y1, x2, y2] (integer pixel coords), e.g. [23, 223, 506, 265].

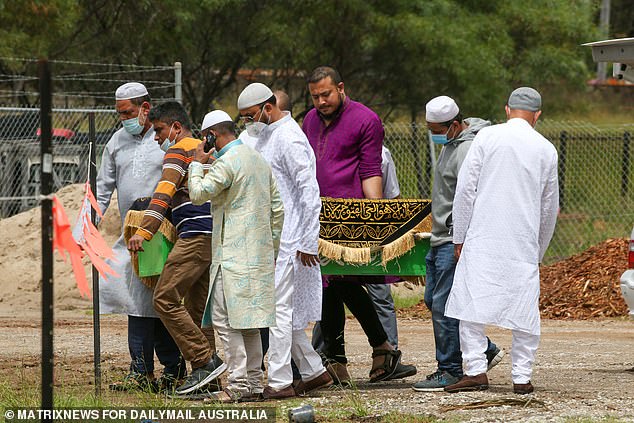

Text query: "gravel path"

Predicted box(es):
[1, 313, 633, 422]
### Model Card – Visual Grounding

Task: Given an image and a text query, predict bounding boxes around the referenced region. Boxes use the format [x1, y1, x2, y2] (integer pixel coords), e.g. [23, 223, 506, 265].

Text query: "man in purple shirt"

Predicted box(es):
[302, 66, 416, 385]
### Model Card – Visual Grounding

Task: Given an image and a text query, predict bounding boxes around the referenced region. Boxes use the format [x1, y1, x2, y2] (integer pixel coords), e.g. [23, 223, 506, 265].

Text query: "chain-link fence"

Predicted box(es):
[0, 107, 118, 216]
[1, 107, 632, 264]
[384, 121, 634, 263]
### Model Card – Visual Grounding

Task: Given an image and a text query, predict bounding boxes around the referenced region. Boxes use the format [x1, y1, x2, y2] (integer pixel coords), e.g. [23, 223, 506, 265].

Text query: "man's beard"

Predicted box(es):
[318, 94, 345, 120]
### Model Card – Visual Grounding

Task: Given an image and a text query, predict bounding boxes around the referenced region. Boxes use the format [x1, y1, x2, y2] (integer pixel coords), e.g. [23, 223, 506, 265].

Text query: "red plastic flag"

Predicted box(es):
[53, 196, 91, 298]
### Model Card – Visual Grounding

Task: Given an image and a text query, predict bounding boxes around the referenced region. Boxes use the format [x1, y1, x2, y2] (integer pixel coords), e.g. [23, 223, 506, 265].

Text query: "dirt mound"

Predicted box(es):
[0, 184, 121, 314]
[401, 238, 629, 320]
[540, 238, 629, 319]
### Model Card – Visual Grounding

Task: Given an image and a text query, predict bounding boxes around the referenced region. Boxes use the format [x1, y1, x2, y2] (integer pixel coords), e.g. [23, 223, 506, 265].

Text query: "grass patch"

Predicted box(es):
[392, 289, 423, 310]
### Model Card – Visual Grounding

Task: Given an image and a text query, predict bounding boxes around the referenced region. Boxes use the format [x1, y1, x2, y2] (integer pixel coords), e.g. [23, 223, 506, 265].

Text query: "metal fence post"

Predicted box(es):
[558, 130, 567, 211]
[623, 131, 630, 197]
[174, 61, 182, 104]
[38, 58, 54, 423]
[88, 112, 102, 396]
[409, 121, 425, 198]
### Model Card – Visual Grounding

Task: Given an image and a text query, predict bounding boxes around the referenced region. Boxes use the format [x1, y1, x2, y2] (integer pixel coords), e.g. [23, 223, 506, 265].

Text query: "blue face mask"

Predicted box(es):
[429, 123, 455, 145]
[122, 108, 145, 135]
[159, 125, 175, 152]
[429, 131, 448, 145]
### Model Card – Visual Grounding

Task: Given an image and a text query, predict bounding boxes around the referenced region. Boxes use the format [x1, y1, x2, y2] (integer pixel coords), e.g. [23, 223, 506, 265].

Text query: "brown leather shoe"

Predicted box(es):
[262, 385, 296, 400]
[444, 373, 489, 393]
[513, 381, 534, 394]
[294, 370, 334, 395]
[325, 361, 352, 387]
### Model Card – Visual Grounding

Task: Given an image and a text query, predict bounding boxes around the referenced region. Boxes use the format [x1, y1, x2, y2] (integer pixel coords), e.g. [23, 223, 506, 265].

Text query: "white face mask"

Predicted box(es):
[244, 106, 270, 138]
[245, 121, 267, 138]
[159, 124, 175, 152]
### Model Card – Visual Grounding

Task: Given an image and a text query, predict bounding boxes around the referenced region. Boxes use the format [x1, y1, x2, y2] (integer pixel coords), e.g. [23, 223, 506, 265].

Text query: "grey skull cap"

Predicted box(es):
[507, 87, 542, 112]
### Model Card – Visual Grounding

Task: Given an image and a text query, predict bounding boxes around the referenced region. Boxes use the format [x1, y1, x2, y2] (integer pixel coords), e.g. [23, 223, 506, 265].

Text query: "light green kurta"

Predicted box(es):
[188, 140, 284, 329]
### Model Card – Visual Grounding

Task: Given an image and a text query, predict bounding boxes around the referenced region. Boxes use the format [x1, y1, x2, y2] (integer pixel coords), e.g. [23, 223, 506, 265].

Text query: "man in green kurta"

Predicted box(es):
[188, 110, 284, 402]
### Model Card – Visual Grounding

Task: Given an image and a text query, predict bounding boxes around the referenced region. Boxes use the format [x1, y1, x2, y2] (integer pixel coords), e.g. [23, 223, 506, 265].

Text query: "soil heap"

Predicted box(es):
[0, 184, 121, 314]
[540, 238, 629, 319]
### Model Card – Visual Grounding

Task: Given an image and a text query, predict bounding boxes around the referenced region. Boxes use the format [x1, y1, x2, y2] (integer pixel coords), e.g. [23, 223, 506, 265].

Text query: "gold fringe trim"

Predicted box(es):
[413, 215, 433, 233]
[318, 212, 433, 267]
[381, 232, 416, 267]
[342, 245, 371, 264]
[123, 210, 177, 244]
[123, 210, 177, 289]
[378, 214, 433, 266]
[318, 239, 344, 261]
[318, 239, 372, 265]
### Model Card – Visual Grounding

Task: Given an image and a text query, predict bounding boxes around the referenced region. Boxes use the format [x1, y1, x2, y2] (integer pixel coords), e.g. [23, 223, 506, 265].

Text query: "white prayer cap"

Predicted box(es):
[425, 96, 459, 123]
[201, 110, 232, 131]
[508, 87, 541, 112]
[115, 82, 149, 100]
[237, 83, 273, 110]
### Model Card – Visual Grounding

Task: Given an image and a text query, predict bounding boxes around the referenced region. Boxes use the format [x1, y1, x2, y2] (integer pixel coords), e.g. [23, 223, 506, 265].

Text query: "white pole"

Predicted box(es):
[428, 132, 437, 177]
[174, 61, 182, 103]
[597, 0, 611, 81]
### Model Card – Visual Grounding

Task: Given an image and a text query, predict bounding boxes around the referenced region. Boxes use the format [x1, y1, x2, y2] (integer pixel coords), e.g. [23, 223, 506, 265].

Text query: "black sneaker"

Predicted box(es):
[155, 373, 186, 393]
[486, 347, 505, 371]
[386, 363, 418, 381]
[174, 353, 227, 395]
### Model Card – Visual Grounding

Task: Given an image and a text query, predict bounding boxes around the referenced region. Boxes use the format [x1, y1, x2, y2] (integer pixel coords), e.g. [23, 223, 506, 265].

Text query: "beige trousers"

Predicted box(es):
[211, 269, 264, 394]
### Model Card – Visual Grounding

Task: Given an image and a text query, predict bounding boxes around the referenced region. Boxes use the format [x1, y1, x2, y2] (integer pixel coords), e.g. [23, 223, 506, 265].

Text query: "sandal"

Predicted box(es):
[205, 387, 243, 404]
[369, 349, 402, 383]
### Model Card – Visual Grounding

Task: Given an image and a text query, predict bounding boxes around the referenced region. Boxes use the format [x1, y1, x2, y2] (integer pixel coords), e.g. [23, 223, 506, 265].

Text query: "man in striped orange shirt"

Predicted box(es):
[127, 101, 226, 395]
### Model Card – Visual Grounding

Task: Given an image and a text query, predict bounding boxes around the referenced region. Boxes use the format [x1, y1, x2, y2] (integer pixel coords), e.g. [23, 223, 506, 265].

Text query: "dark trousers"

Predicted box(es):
[316, 276, 388, 364]
[128, 315, 185, 378]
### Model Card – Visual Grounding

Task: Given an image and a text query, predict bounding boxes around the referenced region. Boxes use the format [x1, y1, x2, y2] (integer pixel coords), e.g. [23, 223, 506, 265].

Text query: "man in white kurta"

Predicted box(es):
[96, 82, 184, 389]
[238, 83, 331, 399]
[444, 87, 559, 395]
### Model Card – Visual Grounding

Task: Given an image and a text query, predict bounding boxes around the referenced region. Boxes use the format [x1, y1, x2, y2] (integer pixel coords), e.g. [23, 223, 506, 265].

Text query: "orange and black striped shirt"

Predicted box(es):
[135, 137, 212, 240]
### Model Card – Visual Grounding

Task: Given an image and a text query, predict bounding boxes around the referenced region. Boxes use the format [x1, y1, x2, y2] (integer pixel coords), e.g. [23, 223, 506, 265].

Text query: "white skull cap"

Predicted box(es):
[115, 82, 149, 100]
[237, 82, 273, 110]
[425, 96, 460, 123]
[201, 110, 233, 131]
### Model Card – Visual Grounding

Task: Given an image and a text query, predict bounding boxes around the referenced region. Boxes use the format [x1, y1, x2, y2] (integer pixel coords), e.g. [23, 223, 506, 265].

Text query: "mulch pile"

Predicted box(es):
[540, 238, 629, 319]
[400, 238, 630, 320]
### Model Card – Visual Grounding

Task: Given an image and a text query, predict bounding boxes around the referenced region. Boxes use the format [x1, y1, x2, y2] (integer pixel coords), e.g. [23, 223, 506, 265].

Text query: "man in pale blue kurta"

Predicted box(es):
[96, 82, 184, 390]
[189, 110, 284, 402]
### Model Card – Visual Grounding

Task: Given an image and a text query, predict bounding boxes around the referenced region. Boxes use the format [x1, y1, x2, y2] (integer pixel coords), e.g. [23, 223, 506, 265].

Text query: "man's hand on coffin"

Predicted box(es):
[454, 243, 463, 260]
[297, 251, 319, 267]
[127, 234, 145, 252]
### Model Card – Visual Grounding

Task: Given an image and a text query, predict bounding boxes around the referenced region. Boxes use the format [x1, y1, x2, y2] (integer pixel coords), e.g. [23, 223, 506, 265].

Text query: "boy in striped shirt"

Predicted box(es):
[127, 101, 226, 395]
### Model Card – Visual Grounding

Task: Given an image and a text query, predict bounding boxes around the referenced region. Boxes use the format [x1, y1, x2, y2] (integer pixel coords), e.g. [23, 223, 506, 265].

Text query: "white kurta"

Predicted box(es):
[445, 118, 559, 336]
[381, 146, 400, 199]
[96, 127, 164, 317]
[250, 112, 322, 330]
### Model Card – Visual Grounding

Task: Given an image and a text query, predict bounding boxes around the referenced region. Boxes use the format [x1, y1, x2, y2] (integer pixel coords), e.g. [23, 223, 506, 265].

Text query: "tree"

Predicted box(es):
[0, 0, 603, 120]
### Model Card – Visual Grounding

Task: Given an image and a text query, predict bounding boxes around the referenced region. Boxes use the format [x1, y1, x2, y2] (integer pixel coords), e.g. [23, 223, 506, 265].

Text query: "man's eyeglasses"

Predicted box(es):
[240, 105, 265, 123]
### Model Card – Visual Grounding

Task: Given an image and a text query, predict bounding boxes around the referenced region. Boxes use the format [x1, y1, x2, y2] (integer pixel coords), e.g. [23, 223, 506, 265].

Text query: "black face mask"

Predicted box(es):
[204, 132, 216, 152]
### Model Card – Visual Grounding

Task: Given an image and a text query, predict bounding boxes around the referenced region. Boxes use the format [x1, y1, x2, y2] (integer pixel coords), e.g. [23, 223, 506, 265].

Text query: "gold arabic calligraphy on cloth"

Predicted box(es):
[319, 198, 432, 248]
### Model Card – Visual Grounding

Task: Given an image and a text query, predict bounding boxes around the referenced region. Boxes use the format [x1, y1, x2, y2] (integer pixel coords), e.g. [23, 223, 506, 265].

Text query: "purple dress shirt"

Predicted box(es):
[302, 98, 383, 199]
